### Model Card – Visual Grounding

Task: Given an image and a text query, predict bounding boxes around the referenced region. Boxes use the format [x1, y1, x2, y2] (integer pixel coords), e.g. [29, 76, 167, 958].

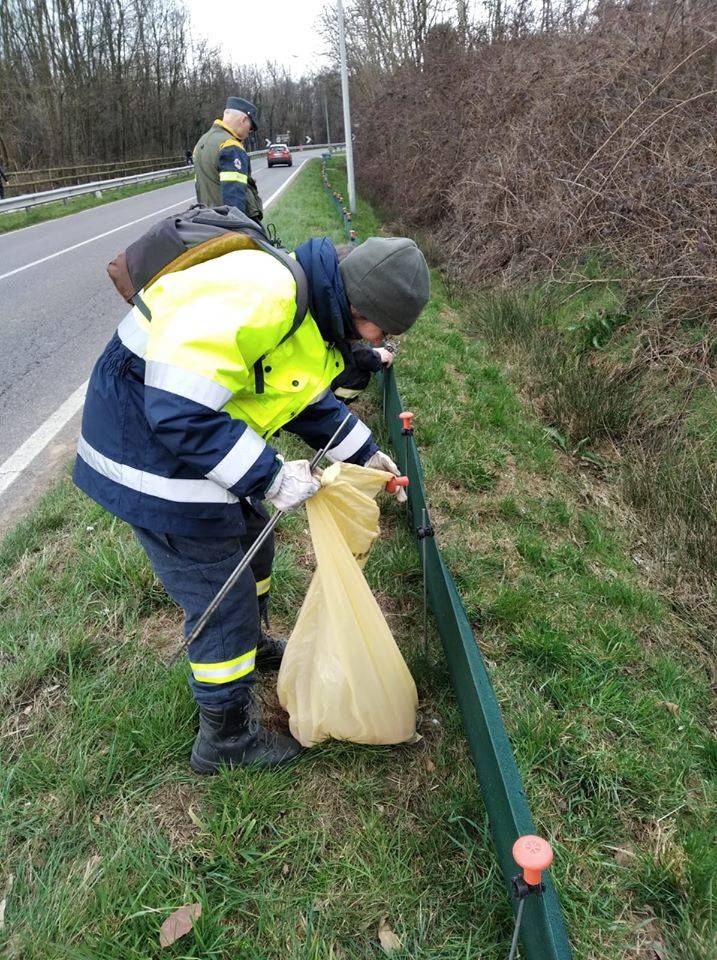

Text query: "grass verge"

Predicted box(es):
[468, 278, 717, 590]
[317, 159, 715, 957]
[0, 158, 714, 960]
[0, 159, 497, 960]
[0, 171, 195, 234]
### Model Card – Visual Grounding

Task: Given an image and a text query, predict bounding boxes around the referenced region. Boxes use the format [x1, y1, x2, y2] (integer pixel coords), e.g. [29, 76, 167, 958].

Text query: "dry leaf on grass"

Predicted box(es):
[610, 844, 636, 866]
[187, 805, 207, 831]
[650, 939, 669, 959]
[159, 902, 202, 947]
[658, 701, 679, 716]
[378, 919, 402, 953]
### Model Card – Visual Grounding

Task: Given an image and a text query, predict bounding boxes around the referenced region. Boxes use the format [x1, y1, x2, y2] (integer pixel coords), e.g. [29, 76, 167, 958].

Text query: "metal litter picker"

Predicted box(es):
[169, 413, 407, 664]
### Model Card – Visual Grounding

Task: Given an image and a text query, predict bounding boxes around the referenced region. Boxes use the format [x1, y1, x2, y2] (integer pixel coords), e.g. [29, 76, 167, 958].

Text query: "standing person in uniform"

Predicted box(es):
[193, 97, 264, 223]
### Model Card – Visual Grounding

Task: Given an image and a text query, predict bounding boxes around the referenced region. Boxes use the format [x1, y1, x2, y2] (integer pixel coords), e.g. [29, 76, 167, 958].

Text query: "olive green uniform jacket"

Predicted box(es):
[193, 120, 263, 222]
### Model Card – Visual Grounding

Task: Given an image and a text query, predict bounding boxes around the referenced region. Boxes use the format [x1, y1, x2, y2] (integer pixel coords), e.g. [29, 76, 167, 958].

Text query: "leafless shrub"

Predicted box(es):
[356, 0, 717, 325]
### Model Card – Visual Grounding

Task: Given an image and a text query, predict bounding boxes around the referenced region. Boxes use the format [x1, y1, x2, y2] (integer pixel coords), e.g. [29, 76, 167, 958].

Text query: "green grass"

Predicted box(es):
[1, 158, 715, 960]
[0, 170, 195, 234]
[470, 279, 717, 583]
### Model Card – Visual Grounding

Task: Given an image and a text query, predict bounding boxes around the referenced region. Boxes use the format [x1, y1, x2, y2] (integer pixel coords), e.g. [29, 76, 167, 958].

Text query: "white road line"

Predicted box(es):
[0, 380, 89, 497]
[0, 177, 196, 239]
[0, 196, 195, 282]
[0, 157, 314, 499]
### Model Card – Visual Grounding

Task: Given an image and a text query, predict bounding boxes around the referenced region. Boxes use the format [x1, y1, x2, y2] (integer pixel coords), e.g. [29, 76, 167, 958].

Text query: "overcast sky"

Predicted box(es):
[186, 0, 332, 76]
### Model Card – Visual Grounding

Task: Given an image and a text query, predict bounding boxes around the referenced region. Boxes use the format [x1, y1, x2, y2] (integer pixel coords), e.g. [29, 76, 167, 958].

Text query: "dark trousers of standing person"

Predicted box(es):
[131, 499, 274, 708]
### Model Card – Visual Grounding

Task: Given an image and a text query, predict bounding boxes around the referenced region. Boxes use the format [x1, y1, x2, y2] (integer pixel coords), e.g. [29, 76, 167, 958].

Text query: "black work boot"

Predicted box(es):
[190, 698, 302, 774]
[256, 629, 286, 668]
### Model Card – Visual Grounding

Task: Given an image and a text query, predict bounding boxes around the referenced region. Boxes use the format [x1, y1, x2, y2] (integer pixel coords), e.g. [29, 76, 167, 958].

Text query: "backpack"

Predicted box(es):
[107, 204, 308, 346]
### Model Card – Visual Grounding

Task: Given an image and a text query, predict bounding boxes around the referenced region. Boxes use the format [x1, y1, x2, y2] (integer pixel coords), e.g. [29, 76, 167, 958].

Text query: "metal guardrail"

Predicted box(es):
[0, 165, 191, 214]
[0, 143, 345, 215]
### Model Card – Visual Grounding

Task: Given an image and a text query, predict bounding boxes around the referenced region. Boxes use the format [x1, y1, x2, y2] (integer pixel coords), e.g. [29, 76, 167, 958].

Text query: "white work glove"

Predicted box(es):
[364, 450, 408, 504]
[265, 459, 320, 512]
[374, 347, 395, 368]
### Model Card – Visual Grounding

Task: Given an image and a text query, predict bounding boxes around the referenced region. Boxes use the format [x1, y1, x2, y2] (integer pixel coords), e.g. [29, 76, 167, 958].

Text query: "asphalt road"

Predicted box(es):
[0, 150, 323, 532]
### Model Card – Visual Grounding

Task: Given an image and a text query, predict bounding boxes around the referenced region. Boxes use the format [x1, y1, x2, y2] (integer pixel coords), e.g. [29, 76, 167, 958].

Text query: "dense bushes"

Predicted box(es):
[355, 1, 716, 585]
[357, 1, 716, 323]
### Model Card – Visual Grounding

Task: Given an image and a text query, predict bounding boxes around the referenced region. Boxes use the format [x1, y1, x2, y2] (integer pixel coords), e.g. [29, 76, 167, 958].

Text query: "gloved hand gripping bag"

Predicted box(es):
[277, 462, 418, 746]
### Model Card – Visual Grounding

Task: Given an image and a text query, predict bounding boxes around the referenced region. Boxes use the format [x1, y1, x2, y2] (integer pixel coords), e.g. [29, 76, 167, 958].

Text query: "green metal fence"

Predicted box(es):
[320, 153, 572, 958]
[380, 367, 572, 960]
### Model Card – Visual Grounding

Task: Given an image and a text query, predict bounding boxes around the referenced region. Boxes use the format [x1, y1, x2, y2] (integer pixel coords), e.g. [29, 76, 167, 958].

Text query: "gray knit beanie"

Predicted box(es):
[339, 237, 430, 334]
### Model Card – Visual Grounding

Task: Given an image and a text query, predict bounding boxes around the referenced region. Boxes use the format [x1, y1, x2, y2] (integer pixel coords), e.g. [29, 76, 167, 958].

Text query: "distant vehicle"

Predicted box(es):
[267, 143, 292, 168]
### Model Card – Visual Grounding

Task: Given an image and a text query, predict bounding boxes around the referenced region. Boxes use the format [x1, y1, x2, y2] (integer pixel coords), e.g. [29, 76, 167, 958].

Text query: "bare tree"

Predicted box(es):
[0, 0, 344, 171]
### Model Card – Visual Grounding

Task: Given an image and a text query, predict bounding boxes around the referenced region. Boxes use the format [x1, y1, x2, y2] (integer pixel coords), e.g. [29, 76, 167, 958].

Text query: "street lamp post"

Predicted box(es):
[336, 0, 356, 213]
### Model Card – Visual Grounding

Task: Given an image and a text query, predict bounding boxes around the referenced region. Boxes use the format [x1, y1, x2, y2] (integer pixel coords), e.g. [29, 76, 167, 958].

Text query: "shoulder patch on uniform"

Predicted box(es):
[219, 138, 242, 150]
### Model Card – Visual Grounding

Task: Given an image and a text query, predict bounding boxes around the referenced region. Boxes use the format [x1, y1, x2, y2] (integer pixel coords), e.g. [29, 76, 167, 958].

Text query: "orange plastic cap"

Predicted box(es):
[386, 476, 409, 493]
[399, 411, 414, 430]
[512, 835, 553, 886]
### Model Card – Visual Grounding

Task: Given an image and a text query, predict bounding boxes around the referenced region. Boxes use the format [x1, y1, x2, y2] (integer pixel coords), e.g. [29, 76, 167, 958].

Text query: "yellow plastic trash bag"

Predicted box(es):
[277, 461, 418, 747]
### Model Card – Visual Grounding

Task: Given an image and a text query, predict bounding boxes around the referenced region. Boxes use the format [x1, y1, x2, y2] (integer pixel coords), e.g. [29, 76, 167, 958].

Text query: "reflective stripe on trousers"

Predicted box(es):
[190, 648, 256, 683]
[131, 520, 273, 707]
[255, 575, 271, 597]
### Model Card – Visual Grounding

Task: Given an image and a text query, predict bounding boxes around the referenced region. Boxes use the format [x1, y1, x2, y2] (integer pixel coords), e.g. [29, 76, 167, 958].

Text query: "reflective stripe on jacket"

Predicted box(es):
[73, 248, 377, 536]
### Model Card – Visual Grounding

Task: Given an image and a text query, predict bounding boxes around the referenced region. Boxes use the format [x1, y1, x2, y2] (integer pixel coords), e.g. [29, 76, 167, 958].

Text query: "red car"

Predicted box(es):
[267, 143, 292, 167]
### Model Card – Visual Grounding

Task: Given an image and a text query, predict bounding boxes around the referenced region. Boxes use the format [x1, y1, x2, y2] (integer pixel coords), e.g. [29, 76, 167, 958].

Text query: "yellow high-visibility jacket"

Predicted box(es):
[74, 247, 377, 537]
[139, 248, 344, 438]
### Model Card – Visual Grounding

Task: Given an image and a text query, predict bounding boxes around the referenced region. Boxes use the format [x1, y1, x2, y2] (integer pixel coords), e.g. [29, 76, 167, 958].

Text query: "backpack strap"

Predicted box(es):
[188, 208, 309, 339]
[274, 251, 309, 345]
[115, 205, 309, 369]
[249, 253, 308, 395]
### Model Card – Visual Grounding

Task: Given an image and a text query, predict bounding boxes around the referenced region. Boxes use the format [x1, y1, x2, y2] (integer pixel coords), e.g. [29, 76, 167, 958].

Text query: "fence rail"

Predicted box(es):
[319, 152, 572, 960]
[0, 165, 192, 214]
[8, 156, 184, 194]
[11, 155, 181, 179]
[0, 143, 343, 215]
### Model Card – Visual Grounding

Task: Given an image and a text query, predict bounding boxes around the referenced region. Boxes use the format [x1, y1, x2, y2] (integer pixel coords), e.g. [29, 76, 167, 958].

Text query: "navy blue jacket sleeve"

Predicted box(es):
[284, 390, 378, 464]
[144, 386, 281, 498]
[218, 142, 249, 211]
[351, 344, 383, 372]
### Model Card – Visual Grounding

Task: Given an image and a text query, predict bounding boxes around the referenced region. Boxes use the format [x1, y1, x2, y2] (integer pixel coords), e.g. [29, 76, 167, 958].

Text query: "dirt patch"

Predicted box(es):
[254, 672, 293, 736]
[137, 609, 183, 659]
[150, 780, 204, 849]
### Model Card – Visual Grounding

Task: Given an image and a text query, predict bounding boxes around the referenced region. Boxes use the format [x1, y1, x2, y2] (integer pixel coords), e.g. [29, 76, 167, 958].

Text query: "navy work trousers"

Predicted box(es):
[132, 500, 274, 707]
